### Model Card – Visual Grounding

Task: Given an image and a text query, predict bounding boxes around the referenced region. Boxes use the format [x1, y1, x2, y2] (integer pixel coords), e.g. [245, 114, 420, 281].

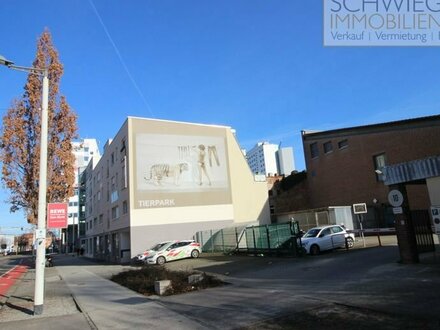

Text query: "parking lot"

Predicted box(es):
[157, 236, 440, 329]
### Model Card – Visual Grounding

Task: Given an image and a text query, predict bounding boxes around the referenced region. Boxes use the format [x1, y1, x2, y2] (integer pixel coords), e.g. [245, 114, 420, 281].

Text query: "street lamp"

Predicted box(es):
[0, 54, 49, 315]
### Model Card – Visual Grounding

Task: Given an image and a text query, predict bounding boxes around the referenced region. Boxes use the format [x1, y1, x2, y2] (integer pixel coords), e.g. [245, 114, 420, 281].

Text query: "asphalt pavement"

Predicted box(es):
[0, 236, 439, 329]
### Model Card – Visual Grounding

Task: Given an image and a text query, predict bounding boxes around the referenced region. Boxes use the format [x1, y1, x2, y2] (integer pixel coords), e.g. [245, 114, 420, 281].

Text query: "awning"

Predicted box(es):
[383, 155, 440, 185]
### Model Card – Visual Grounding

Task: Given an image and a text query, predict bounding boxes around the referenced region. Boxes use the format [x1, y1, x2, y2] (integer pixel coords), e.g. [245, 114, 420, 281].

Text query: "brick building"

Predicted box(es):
[298, 115, 440, 229]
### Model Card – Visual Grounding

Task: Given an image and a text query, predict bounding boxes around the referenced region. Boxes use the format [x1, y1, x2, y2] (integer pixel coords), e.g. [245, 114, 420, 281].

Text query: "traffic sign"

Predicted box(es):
[388, 190, 404, 207]
[353, 203, 367, 214]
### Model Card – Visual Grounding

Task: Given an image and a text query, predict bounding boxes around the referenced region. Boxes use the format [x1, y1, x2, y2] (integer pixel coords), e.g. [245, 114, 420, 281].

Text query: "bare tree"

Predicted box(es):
[1, 29, 78, 224]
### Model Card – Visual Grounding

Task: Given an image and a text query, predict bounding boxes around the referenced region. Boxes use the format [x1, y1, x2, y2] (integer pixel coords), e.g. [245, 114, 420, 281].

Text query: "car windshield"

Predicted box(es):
[303, 228, 321, 238]
[150, 243, 169, 251]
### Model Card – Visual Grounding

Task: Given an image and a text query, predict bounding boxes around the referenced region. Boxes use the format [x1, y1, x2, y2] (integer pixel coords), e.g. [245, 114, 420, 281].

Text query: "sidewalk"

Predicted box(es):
[0, 256, 92, 329]
[0, 255, 204, 329]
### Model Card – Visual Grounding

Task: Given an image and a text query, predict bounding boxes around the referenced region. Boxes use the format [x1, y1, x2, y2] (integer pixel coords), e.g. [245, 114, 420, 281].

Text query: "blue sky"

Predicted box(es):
[1, 0, 439, 232]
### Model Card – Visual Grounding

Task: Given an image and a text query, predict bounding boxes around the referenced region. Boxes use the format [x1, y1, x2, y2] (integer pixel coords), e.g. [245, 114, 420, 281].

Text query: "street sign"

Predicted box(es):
[388, 190, 404, 207]
[47, 203, 68, 229]
[393, 207, 403, 215]
[35, 228, 46, 240]
[353, 203, 367, 214]
[431, 206, 440, 234]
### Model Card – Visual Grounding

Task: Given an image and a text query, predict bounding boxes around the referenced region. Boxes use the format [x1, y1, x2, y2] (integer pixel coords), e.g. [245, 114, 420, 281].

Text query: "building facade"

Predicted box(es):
[81, 117, 270, 263]
[64, 139, 100, 252]
[246, 142, 295, 176]
[277, 147, 295, 175]
[300, 115, 440, 228]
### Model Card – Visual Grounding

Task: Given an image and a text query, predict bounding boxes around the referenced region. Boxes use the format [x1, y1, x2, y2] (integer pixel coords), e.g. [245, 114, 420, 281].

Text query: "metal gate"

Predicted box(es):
[411, 210, 435, 253]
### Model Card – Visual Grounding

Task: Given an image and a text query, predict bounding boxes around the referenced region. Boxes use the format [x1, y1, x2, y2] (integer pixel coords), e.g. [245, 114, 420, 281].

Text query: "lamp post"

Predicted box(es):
[0, 54, 49, 315]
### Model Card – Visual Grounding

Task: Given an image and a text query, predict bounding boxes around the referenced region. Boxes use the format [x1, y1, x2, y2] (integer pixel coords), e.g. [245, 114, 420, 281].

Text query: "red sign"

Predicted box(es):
[47, 203, 68, 229]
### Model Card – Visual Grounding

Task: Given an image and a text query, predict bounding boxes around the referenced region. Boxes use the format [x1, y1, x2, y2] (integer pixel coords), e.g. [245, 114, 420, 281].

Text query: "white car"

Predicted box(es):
[300, 225, 355, 255]
[138, 240, 201, 265]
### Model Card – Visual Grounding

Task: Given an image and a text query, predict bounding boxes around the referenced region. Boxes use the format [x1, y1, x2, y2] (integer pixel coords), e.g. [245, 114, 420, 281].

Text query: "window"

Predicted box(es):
[338, 139, 348, 149]
[99, 214, 103, 224]
[320, 228, 331, 237]
[84, 147, 89, 152]
[111, 191, 119, 203]
[120, 139, 126, 157]
[373, 153, 386, 181]
[331, 226, 343, 234]
[310, 142, 319, 159]
[323, 141, 333, 154]
[84, 156, 89, 162]
[111, 152, 115, 165]
[112, 206, 120, 219]
[123, 200, 128, 214]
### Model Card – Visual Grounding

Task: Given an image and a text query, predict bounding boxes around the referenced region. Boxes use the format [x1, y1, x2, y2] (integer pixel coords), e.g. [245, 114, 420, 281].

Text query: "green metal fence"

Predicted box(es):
[194, 221, 302, 256]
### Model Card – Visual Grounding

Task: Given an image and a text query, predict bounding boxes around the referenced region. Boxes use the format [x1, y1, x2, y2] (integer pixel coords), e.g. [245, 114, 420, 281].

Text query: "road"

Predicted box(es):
[0, 255, 21, 276]
[0, 255, 29, 298]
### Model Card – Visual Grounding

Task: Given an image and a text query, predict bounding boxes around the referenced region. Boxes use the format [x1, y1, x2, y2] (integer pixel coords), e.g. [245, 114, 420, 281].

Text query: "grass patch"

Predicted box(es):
[111, 266, 224, 296]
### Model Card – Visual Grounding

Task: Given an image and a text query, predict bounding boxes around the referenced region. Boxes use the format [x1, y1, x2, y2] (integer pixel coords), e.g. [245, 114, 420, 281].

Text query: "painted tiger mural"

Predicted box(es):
[145, 163, 189, 186]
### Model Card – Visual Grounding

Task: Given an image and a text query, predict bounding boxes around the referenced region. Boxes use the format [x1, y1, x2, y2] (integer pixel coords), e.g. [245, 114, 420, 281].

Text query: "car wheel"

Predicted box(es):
[191, 249, 200, 258]
[156, 256, 166, 265]
[346, 237, 354, 248]
[310, 244, 320, 256]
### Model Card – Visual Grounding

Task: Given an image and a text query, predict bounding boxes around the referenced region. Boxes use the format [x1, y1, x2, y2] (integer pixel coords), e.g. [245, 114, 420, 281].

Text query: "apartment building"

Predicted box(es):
[80, 117, 270, 263]
[246, 142, 295, 176]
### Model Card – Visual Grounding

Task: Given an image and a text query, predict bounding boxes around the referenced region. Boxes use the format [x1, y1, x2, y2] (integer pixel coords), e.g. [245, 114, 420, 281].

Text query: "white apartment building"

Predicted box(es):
[246, 142, 295, 176]
[80, 117, 271, 263]
[247, 142, 279, 176]
[65, 139, 100, 250]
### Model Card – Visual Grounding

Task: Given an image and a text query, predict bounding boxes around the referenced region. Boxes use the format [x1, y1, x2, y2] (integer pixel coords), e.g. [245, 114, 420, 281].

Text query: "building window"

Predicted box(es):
[338, 139, 348, 149]
[99, 214, 103, 224]
[310, 142, 319, 159]
[112, 206, 120, 219]
[111, 152, 115, 165]
[120, 139, 126, 157]
[323, 141, 333, 154]
[123, 200, 128, 214]
[373, 153, 387, 182]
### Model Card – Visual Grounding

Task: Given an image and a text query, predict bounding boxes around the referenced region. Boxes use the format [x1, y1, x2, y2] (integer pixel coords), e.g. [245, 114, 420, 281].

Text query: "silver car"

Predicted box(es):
[300, 225, 355, 255]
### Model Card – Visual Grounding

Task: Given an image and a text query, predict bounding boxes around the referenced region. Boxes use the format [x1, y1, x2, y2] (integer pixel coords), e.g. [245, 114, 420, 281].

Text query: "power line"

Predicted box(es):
[88, 0, 155, 117]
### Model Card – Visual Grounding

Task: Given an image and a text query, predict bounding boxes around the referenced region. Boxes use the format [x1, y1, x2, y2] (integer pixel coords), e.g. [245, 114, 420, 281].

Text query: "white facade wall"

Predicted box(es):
[277, 147, 295, 175]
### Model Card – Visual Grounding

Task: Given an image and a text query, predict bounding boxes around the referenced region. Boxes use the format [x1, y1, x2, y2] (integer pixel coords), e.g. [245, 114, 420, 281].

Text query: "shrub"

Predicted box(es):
[111, 266, 224, 296]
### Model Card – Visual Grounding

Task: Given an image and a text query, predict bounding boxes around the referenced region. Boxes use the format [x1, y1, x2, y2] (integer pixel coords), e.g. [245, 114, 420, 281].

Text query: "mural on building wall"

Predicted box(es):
[134, 133, 231, 209]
